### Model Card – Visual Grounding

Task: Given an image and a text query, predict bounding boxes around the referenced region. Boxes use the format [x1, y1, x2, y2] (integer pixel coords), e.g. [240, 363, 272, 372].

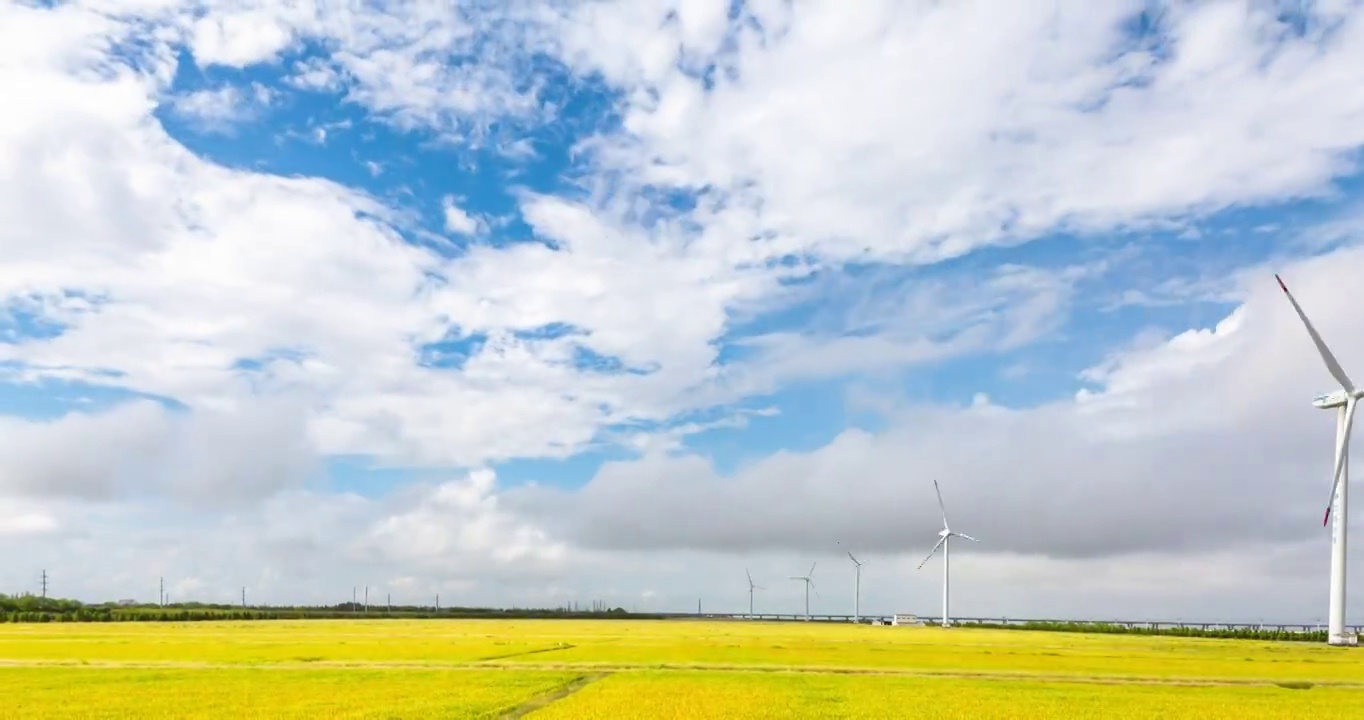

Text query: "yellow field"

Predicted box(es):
[1, 619, 1362, 718]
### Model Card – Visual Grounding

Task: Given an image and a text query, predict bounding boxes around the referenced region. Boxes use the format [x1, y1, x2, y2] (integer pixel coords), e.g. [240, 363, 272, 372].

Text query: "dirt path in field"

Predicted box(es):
[0, 658, 1359, 690]
[477, 643, 577, 662]
[497, 672, 609, 718]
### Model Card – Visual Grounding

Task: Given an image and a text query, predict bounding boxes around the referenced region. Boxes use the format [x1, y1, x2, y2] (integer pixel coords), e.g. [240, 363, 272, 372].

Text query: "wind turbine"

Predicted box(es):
[846, 551, 865, 624]
[916, 479, 978, 628]
[1276, 274, 1361, 646]
[789, 562, 817, 620]
[745, 569, 764, 618]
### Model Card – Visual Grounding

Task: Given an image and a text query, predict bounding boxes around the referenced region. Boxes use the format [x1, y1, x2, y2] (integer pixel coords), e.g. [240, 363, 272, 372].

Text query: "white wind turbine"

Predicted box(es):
[846, 551, 865, 624]
[1276, 274, 1361, 646]
[789, 562, 818, 620]
[916, 479, 978, 628]
[746, 569, 764, 618]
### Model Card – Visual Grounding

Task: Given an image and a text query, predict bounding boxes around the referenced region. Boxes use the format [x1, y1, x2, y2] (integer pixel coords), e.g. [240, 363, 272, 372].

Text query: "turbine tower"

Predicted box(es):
[846, 551, 865, 624]
[789, 562, 817, 620]
[916, 479, 978, 628]
[745, 569, 764, 618]
[1276, 274, 1360, 646]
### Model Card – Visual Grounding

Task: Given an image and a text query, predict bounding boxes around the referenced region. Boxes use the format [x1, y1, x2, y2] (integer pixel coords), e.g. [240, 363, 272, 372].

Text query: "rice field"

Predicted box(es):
[1, 619, 1362, 718]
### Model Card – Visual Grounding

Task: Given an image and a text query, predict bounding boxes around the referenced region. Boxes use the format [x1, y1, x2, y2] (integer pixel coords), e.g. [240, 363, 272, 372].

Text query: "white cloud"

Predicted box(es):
[0, 398, 316, 504]
[175, 1, 555, 142]
[188, 5, 309, 68]
[358, 469, 568, 571]
[441, 196, 480, 235]
[544, 1, 1364, 266]
[169, 82, 273, 131]
[0, 484, 1350, 620]
[0, 471, 577, 607]
[709, 262, 1098, 400]
[515, 243, 1364, 563]
[0, 499, 59, 538]
[0, 3, 813, 472]
[287, 56, 345, 92]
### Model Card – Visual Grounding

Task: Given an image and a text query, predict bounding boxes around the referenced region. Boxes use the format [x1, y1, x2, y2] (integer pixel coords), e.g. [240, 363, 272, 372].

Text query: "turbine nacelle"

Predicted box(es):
[1313, 390, 1354, 409]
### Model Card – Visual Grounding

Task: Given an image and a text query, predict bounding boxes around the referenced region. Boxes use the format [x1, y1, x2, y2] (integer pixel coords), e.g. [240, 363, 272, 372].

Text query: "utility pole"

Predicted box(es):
[40, 570, 48, 599]
[241, 586, 246, 609]
[435, 593, 440, 612]
[697, 598, 701, 615]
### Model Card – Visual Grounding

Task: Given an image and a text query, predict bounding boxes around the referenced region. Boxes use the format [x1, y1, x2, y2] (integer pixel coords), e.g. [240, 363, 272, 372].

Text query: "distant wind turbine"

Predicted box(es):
[789, 562, 818, 620]
[746, 569, 764, 618]
[1276, 274, 1362, 646]
[846, 550, 865, 624]
[916, 479, 978, 628]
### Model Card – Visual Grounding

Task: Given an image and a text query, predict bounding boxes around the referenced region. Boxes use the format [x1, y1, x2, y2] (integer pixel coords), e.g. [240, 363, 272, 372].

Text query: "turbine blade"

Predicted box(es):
[847, 551, 861, 565]
[1324, 397, 1357, 527]
[954, 532, 980, 542]
[916, 536, 947, 570]
[933, 478, 949, 527]
[746, 569, 753, 585]
[1276, 274, 1355, 392]
[808, 562, 816, 577]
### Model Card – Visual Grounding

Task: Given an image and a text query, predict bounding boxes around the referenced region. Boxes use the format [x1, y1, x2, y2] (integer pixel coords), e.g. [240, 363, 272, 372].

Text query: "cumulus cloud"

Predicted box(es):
[547, 0, 1364, 264]
[441, 196, 481, 236]
[514, 244, 1364, 562]
[0, 398, 316, 504]
[169, 82, 273, 132]
[358, 469, 568, 573]
[0, 499, 59, 538]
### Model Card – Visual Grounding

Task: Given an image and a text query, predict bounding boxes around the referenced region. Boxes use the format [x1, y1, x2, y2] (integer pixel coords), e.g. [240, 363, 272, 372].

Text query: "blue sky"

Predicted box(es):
[4, 0, 1364, 620]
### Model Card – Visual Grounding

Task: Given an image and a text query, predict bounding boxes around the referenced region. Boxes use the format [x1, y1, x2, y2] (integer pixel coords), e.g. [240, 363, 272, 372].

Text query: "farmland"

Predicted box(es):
[2, 619, 1363, 718]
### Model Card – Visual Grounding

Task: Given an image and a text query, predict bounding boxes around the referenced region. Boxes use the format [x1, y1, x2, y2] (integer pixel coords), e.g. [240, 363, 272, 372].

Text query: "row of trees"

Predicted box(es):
[0, 595, 84, 614]
[0, 595, 1332, 642]
[0, 594, 636, 624]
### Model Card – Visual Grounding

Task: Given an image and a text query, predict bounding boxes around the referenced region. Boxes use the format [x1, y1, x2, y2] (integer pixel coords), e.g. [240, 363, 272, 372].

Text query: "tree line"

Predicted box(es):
[0, 594, 638, 624]
[0, 595, 1334, 642]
